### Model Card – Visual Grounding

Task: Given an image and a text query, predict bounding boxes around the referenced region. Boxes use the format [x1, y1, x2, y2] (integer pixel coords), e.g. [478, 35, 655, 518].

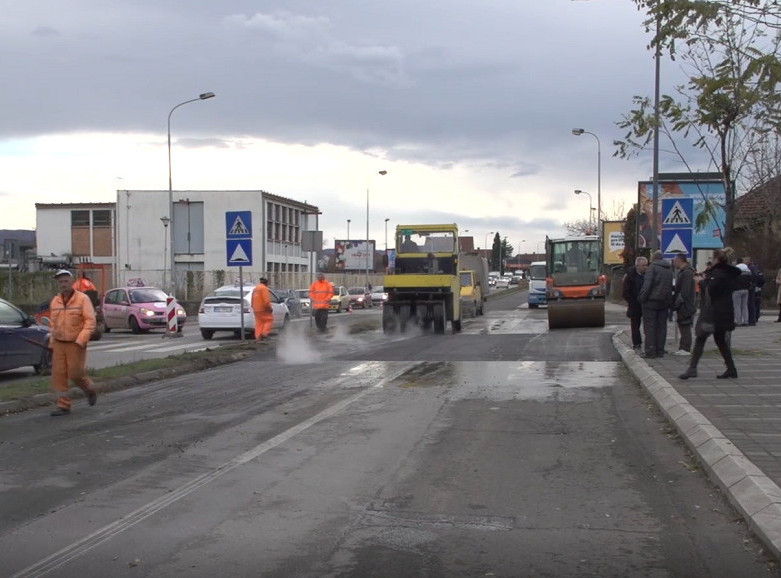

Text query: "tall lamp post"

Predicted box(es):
[384, 218, 390, 250]
[571, 128, 601, 238]
[574, 189, 593, 232]
[160, 216, 170, 289]
[347, 219, 351, 240]
[167, 91, 215, 294]
[366, 170, 388, 289]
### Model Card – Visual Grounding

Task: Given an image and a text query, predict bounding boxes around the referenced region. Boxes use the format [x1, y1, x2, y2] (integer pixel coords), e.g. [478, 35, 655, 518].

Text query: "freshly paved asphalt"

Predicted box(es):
[611, 301, 781, 559]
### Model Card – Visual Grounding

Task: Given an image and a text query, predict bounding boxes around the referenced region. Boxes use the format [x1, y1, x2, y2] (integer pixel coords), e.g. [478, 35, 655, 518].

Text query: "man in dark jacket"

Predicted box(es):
[622, 256, 648, 350]
[638, 250, 674, 358]
[672, 253, 696, 355]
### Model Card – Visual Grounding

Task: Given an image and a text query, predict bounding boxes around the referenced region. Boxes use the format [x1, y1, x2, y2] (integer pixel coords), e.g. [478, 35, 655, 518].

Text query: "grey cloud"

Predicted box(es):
[31, 26, 59, 37]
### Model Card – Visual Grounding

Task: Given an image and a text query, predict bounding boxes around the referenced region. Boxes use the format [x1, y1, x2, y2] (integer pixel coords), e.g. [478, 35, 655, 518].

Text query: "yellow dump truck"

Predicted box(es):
[459, 252, 489, 317]
[383, 224, 462, 334]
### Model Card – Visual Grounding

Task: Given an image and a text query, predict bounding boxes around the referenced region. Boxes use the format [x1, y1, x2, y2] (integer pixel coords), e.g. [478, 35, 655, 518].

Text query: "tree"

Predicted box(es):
[617, 0, 781, 246]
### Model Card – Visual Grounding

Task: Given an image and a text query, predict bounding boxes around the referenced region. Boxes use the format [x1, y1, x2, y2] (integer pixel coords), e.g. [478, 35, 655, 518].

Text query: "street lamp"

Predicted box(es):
[484, 231, 494, 251]
[167, 91, 215, 294]
[574, 189, 594, 231]
[160, 216, 170, 289]
[347, 219, 351, 240]
[384, 218, 390, 250]
[571, 128, 601, 238]
[366, 170, 388, 289]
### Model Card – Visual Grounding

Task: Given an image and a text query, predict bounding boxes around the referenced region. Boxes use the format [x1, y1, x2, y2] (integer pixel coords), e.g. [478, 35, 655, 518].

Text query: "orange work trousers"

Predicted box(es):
[51, 341, 94, 411]
[254, 312, 273, 340]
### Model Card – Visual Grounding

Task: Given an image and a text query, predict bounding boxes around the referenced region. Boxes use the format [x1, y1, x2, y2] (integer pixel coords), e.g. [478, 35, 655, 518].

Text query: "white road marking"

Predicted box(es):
[11, 361, 420, 578]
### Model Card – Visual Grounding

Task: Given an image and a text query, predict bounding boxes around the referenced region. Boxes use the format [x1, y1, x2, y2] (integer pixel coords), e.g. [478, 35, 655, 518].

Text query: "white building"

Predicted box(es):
[36, 191, 320, 300]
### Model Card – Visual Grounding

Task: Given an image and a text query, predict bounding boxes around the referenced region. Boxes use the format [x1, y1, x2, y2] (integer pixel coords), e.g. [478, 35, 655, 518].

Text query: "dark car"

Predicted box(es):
[0, 297, 51, 374]
[347, 287, 372, 309]
[270, 288, 303, 318]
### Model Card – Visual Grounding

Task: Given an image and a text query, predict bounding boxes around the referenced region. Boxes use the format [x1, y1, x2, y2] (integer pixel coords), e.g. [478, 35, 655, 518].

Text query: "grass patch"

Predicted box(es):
[0, 343, 255, 403]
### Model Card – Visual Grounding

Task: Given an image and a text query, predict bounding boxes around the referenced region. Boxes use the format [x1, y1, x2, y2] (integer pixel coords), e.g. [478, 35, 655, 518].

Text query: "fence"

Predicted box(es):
[0, 269, 387, 308]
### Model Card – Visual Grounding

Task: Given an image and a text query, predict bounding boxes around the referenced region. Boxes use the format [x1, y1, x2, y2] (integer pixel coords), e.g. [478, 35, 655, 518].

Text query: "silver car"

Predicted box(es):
[198, 285, 290, 339]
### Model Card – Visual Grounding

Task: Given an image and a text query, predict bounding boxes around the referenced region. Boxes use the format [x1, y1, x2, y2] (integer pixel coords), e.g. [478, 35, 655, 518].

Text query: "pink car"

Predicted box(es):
[101, 286, 186, 334]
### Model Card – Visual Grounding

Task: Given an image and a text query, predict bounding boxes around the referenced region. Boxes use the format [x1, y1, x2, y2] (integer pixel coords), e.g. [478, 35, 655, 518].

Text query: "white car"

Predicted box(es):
[370, 285, 388, 307]
[198, 284, 290, 340]
[495, 277, 511, 289]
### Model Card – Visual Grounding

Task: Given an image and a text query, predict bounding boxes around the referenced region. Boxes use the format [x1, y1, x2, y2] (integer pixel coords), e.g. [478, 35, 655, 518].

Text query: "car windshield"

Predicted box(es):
[372, 286, 383, 293]
[296, 290, 309, 299]
[530, 264, 547, 279]
[129, 288, 168, 303]
[348, 288, 365, 295]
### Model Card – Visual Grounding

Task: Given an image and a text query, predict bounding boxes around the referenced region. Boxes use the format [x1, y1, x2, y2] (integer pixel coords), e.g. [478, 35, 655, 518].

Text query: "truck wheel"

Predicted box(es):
[399, 304, 411, 333]
[382, 305, 397, 334]
[452, 319, 461, 333]
[432, 303, 445, 334]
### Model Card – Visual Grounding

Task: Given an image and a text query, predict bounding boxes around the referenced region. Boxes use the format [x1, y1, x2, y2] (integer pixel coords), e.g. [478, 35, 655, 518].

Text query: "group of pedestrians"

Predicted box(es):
[623, 247, 753, 380]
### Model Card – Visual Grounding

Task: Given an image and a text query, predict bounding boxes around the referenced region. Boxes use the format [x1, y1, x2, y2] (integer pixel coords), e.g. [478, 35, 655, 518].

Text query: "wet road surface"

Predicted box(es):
[1, 291, 777, 577]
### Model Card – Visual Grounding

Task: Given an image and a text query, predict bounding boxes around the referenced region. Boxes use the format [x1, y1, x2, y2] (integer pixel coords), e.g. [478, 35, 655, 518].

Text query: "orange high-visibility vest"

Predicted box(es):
[309, 279, 333, 310]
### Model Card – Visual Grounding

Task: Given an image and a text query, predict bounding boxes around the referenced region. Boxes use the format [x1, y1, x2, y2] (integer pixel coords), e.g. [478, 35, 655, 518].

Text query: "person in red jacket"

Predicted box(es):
[251, 277, 273, 341]
[49, 269, 97, 416]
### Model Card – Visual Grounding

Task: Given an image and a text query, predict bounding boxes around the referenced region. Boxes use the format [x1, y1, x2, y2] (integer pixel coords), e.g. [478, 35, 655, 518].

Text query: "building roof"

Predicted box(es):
[35, 202, 116, 209]
[734, 176, 781, 227]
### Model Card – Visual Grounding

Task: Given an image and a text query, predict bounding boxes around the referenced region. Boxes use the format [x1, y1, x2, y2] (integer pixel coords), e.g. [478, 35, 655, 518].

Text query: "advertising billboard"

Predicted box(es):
[334, 240, 376, 271]
[637, 179, 725, 250]
[602, 220, 626, 265]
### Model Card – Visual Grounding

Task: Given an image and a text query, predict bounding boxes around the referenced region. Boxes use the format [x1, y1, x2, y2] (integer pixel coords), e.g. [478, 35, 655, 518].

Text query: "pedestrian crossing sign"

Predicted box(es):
[661, 198, 693, 228]
[226, 211, 252, 239]
[226, 239, 253, 267]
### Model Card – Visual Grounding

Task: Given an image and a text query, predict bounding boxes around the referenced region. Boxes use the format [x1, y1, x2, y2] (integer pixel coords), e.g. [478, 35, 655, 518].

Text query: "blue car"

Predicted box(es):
[0, 297, 51, 374]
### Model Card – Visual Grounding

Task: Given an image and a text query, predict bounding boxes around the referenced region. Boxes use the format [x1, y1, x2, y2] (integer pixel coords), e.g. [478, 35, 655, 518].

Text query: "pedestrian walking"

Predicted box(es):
[622, 256, 648, 350]
[679, 248, 741, 380]
[672, 253, 696, 355]
[733, 258, 751, 326]
[48, 269, 97, 416]
[776, 265, 781, 322]
[309, 272, 334, 332]
[638, 250, 674, 358]
[251, 277, 273, 341]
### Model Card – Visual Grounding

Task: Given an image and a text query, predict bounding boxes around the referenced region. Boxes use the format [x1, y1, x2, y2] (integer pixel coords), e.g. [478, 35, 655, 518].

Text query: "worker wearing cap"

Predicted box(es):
[49, 269, 97, 416]
[251, 277, 273, 341]
[309, 272, 334, 332]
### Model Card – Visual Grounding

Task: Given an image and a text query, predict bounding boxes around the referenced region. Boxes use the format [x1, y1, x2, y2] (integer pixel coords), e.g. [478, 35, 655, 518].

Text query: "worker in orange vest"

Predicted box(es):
[49, 269, 98, 416]
[251, 277, 273, 341]
[309, 272, 334, 332]
[72, 273, 99, 309]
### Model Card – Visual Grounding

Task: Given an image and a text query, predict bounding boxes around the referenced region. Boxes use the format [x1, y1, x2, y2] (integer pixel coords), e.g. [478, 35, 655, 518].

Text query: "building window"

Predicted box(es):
[71, 210, 90, 227]
[93, 210, 112, 227]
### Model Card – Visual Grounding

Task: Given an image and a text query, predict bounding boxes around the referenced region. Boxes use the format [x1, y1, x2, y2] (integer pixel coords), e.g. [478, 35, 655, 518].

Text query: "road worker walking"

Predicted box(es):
[309, 272, 334, 332]
[49, 269, 97, 416]
[251, 277, 273, 341]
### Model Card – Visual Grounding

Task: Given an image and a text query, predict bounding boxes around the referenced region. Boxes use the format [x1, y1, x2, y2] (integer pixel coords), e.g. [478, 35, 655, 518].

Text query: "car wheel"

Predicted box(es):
[201, 329, 214, 340]
[102, 319, 111, 333]
[129, 316, 142, 334]
[281, 315, 290, 331]
[336, 304, 341, 313]
[34, 347, 52, 376]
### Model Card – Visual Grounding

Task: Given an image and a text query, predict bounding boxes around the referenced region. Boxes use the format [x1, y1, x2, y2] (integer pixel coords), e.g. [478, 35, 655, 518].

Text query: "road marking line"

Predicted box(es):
[11, 361, 420, 578]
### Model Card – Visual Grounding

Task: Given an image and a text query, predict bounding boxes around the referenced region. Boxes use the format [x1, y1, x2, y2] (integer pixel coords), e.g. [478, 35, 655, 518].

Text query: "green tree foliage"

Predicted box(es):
[616, 0, 781, 245]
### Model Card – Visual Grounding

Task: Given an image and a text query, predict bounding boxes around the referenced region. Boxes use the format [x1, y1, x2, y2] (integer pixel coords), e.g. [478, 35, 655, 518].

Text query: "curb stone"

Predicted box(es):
[613, 330, 781, 560]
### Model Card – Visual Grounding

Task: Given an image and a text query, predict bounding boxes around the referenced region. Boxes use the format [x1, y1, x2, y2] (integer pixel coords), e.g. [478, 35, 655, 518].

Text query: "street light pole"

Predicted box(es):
[366, 170, 388, 289]
[384, 218, 390, 250]
[571, 128, 601, 238]
[167, 91, 215, 295]
[160, 216, 170, 289]
[574, 189, 593, 232]
[347, 219, 351, 240]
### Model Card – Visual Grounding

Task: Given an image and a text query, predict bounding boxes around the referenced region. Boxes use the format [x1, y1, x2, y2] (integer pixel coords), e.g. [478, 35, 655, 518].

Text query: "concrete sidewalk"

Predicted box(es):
[610, 301, 781, 559]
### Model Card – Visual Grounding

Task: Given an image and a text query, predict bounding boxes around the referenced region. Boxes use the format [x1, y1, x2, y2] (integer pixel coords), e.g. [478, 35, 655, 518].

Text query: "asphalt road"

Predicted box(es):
[1, 291, 777, 577]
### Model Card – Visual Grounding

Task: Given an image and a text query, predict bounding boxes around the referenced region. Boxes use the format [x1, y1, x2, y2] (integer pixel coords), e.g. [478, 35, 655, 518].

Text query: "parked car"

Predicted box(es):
[0, 297, 51, 374]
[102, 286, 186, 334]
[347, 286, 372, 309]
[370, 285, 388, 307]
[330, 285, 350, 312]
[198, 285, 290, 339]
[296, 289, 311, 315]
[270, 288, 303, 317]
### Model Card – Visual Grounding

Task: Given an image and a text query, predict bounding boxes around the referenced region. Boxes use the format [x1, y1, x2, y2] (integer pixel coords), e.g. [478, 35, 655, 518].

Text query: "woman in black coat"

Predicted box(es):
[680, 248, 742, 380]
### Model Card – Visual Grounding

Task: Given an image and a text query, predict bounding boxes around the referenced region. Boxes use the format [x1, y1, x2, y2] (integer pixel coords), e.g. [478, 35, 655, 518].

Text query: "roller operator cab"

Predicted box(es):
[545, 236, 606, 329]
[383, 224, 462, 334]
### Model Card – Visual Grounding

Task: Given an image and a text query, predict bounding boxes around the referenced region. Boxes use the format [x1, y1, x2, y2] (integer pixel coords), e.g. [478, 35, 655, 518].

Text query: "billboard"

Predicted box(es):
[334, 239, 376, 271]
[637, 179, 725, 250]
[602, 220, 626, 265]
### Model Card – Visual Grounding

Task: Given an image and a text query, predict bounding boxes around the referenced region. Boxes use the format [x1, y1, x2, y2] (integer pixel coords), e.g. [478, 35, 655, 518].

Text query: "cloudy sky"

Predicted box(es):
[1, 0, 691, 254]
